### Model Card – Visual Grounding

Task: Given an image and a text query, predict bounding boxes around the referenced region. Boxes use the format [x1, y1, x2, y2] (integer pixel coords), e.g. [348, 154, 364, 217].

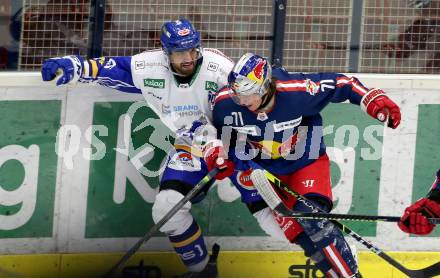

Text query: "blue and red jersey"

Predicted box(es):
[212, 67, 371, 175]
[432, 170, 440, 191]
[428, 169, 440, 203]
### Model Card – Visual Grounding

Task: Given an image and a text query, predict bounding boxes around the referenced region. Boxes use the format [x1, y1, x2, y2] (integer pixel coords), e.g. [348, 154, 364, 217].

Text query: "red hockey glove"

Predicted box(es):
[203, 139, 235, 180]
[398, 198, 440, 235]
[361, 89, 401, 129]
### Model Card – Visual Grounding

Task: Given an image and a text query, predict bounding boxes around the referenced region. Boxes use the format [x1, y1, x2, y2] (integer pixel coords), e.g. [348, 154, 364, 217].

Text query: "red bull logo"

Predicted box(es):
[253, 60, 265, 80]
[249, 132, 299, 159]
[247, 59, 266, 83]
[278, 132, 299, 156]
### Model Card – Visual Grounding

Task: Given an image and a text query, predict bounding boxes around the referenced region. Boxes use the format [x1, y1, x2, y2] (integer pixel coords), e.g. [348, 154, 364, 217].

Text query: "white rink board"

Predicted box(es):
[0, 72, 438, 254]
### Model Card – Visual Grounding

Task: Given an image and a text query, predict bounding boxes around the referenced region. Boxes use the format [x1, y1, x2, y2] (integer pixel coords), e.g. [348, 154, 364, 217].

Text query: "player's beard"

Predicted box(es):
[172, 60, 196, 77]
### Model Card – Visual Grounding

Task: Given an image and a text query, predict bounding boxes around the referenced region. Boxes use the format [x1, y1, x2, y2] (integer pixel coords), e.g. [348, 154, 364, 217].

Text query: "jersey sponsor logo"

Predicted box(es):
[208, 90, 216, 111]
[236, 169, 255, 190]
[146, 91, 163, 100]
[302, 179, 315, 188]
[135, 61, 145, 70]
[207, 62, 219, 72]
[273, 116, 302, 132]
[177, 28, 190, 36]
[231, 126, 259, 136]
[249, 132, 299, 159]
[205, 81, 218, 92]
[162, 104, 171, 115]
[172, 104, 202, 117]
[305, 79, 320, 95]
[362, 88, 384, 107]
[168, 152, 201, 172]
[173, 104, 199, 112]
[104, 58, 116, 69]
[97, 57, 106, 65]
[144, 78, 165, 89]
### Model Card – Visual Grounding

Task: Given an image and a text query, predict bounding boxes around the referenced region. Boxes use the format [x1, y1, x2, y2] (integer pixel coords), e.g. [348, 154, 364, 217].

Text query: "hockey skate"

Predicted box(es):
[174, 243, 220, 278]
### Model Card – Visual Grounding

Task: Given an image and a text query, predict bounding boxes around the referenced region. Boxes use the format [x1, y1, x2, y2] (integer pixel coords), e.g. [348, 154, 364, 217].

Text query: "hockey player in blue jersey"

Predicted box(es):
[202, 53, 402, 277]
[399, 169, 440, 235]
[41, 19, 234, 278]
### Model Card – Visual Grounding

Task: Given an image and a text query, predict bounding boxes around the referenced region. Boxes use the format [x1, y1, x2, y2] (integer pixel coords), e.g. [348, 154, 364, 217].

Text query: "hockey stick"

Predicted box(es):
[266, 210, 440, 224]
[103, 167, 219, 278]
[249, 165, 440, 278]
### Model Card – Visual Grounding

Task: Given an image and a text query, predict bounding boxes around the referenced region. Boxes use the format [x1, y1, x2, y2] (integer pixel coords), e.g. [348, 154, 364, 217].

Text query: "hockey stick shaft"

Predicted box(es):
[103, 168, 219, 278]
[281, 211, 440, 224]
[249, 163, 440, 278]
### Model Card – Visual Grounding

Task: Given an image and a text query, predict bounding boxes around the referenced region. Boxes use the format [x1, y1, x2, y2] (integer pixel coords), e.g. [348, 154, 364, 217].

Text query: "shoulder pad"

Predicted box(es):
[203, 48, 234, 64]
[132, 50, 168, 70]
[213, 86, 232, 105]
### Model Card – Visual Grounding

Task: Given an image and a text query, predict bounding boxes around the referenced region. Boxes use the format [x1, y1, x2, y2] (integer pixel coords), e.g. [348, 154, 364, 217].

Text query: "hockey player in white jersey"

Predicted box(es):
[41, 19, 234, 277]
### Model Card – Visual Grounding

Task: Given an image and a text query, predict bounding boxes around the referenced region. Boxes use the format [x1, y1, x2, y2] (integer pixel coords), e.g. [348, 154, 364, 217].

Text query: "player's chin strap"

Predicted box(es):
[248, 162, 440, 278]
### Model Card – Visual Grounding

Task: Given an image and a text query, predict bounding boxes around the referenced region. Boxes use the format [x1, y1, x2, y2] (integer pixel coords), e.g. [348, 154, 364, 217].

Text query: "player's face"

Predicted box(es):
[169, 48, 198, 76]
[235, 94, 262, 111]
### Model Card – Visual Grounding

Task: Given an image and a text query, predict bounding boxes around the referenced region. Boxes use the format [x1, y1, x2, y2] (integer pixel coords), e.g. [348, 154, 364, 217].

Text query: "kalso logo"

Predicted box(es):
[144, 78, 165, 89]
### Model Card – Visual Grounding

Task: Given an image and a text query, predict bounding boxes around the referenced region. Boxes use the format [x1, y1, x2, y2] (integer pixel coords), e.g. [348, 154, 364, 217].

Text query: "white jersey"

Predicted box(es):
[130, 48, 234, 132]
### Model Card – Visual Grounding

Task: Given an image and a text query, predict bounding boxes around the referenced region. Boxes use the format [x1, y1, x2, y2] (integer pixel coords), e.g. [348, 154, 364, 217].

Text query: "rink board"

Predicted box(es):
[0, 72, 439, 260]
[0, 251, 439, 278]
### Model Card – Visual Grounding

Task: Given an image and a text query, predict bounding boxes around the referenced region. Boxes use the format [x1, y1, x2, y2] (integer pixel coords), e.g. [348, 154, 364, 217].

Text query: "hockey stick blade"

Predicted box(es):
[249, 163, 440, 277]
[103, 168, 219, 278]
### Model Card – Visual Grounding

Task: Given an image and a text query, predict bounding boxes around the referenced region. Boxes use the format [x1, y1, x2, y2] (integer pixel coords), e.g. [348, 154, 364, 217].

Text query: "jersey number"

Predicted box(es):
[231, 112, 244, 126]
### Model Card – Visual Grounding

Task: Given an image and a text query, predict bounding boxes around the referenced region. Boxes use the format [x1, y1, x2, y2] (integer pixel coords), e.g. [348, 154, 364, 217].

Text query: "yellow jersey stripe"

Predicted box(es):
[172, 226, 202, 248]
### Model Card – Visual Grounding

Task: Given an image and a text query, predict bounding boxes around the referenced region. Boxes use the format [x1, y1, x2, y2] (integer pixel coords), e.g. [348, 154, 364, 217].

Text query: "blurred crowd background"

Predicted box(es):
[1, 0, 439, 73]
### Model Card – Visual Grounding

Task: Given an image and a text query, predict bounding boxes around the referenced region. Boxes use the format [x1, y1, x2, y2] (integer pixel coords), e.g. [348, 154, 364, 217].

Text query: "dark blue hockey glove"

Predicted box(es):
[41, 56, 82, 86]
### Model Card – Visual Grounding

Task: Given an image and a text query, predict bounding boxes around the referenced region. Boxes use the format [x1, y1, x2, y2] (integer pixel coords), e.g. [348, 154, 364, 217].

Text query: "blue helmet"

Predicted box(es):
[228, 53, 272, 98]
[160, 19, 201, 54]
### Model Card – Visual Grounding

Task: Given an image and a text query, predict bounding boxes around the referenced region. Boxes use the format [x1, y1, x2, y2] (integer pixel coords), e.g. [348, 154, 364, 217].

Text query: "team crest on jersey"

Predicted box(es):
[305, 79, 320, 96]
[168, 152, 201, 172]
[236, 169, 255, 190]
[205, 81, 218, 92]
[257, 112, 268, 121]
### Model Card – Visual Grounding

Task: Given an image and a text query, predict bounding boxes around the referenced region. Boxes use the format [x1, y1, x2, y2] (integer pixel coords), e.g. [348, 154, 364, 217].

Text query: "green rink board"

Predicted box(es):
[0, 100, 61, 237]
[85, 102, 384, 238]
